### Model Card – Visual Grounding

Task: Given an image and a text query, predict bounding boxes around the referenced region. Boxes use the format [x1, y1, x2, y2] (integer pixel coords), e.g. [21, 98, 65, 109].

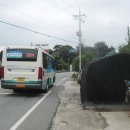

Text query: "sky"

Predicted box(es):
[0, 0, 130, 50]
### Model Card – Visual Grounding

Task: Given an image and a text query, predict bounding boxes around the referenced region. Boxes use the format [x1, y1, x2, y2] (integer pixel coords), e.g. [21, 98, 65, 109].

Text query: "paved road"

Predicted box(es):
[0, 72, 73, 130]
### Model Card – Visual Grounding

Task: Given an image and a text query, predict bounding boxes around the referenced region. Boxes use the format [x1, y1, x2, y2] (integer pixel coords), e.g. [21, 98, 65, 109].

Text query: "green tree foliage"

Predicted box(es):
[52, 45, 77, 70]
[119, 43, 130, 54]
[72, 56, 79, 71]
[72, 52, 96, 71]
[52, 42, 114, 71]
[48, 49, 53, 55]
[72, 42, 115, 71]
[118, 27, 130, 53]
[53, 45, 62, 52]
[77, 43, 95, 54]
[94, 41, 109, 57]
[59, 45, 73, 63]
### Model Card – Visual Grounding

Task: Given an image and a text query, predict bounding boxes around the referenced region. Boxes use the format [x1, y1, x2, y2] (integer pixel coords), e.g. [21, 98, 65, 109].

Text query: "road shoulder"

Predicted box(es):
[51, 80, 106, 130]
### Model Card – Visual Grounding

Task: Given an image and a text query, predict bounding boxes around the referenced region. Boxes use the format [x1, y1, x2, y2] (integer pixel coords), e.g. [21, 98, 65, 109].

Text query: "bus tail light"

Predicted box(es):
[1, 66, 4, 79]
[38, 67, 43, 81]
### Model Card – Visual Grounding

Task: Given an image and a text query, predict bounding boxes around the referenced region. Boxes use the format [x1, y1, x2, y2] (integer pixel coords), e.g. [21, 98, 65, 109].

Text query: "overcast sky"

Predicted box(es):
[0, 0, 130, 50]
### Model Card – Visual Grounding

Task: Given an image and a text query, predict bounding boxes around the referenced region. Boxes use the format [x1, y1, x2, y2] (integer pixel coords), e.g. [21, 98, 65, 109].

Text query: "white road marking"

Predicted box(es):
[9, 90, 52, 130]
[0, 92, 13, 95]
[1, 73, 71, 129]
[56, 75, 71, 86]
[0, 89, 10, 92]
[0, 93, 45, 96]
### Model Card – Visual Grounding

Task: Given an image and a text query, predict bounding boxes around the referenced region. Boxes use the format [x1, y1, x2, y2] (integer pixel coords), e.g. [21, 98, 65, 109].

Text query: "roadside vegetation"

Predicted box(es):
[119, 27, 130, 54]
[0, 42, 129, 72]
[50, 42, 116, 71]
[50, 26, 130, 72]
[71, 73, 77, 81]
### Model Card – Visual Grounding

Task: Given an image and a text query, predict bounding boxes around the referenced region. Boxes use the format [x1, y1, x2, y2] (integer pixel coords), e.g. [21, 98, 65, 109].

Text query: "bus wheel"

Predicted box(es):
[13, 89, 22, 93]
[50, 84, 53, 87]
[44, 83, 48, 93]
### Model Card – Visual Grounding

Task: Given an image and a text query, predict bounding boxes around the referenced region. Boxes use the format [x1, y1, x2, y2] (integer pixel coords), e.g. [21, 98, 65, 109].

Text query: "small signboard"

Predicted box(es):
[7, 51, 22, 58]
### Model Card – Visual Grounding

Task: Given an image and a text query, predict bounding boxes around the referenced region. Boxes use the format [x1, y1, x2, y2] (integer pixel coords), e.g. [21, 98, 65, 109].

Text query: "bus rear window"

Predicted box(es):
[7, 49, 38, 61]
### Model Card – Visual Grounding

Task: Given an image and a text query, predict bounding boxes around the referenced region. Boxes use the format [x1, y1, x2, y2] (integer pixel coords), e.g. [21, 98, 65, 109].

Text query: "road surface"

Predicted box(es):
[0, 72, 73, 130]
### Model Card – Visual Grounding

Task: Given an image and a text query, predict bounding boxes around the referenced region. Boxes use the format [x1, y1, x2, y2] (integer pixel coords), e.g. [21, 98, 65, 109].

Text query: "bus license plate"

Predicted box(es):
[17, 78, 25, 82]
[16, 84, 25, 88]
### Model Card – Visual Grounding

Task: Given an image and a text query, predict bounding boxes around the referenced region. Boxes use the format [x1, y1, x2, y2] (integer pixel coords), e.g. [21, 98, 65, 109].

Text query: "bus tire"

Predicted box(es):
[50, 84, 53, 87]
[13, 89, 21, 93]
[44, 82, 48, 93]
[53, 76, 55, 83]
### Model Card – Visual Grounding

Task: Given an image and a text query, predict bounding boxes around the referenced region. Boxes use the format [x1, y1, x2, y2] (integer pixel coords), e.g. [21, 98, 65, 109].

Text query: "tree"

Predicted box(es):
[119, 43, 130, 54]
[72, 42, 113, 71]
[94, 41, 109, 57]
[59, 45, 73, 63]
[119, 27, 130, 54]
[53, 45, 62, 52]
[72, 52, 96, 71]
[52, 44, 77, 70]
[48, 49, 53, 55]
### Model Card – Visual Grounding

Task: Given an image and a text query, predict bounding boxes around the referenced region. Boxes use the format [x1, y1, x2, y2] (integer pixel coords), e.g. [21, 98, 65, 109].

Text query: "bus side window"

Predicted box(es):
[48, 57, 52, 69]
[43, 53, 47, 69]
[52, 60, 55, 69]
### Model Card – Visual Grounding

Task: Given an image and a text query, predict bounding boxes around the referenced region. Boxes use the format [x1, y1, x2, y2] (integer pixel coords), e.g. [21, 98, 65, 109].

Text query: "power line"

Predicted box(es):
[46, 0, 74, 15]
[0, 1, 76, 37]
[60, 0, 86, 15]
[0, 20, 77, 44]
[60, 0, 78, 11]
[46, 0, 65, 12]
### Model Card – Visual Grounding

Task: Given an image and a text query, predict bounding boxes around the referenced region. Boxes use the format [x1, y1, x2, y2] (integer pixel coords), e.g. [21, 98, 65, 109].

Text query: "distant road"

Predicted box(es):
[0, 72, 73, 130]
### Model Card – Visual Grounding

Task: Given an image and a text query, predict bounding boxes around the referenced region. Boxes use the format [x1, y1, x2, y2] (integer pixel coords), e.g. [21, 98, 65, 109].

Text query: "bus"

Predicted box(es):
[1, 47, 56, 93]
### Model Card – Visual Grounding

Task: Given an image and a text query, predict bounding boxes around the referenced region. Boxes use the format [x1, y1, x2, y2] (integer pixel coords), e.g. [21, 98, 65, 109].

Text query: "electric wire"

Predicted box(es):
[46, 0, 74, 16]
[60, 0, 78, 11]
[0, 1, 76, 38]
[0, 20, 77, 44]
[45, 0, 78, 33]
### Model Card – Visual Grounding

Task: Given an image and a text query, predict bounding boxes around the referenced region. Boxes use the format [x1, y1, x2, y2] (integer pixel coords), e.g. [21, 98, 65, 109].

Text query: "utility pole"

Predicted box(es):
[73, 8, 86, 71]
[127, 26, 130, 44]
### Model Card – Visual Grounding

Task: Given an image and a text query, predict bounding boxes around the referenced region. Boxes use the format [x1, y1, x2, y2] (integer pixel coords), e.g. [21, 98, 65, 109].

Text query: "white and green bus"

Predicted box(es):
[1, 47, 56, 93]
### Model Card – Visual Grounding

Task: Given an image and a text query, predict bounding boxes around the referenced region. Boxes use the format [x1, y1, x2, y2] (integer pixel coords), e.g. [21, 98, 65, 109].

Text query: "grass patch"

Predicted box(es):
[71, 73, 77, 81]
